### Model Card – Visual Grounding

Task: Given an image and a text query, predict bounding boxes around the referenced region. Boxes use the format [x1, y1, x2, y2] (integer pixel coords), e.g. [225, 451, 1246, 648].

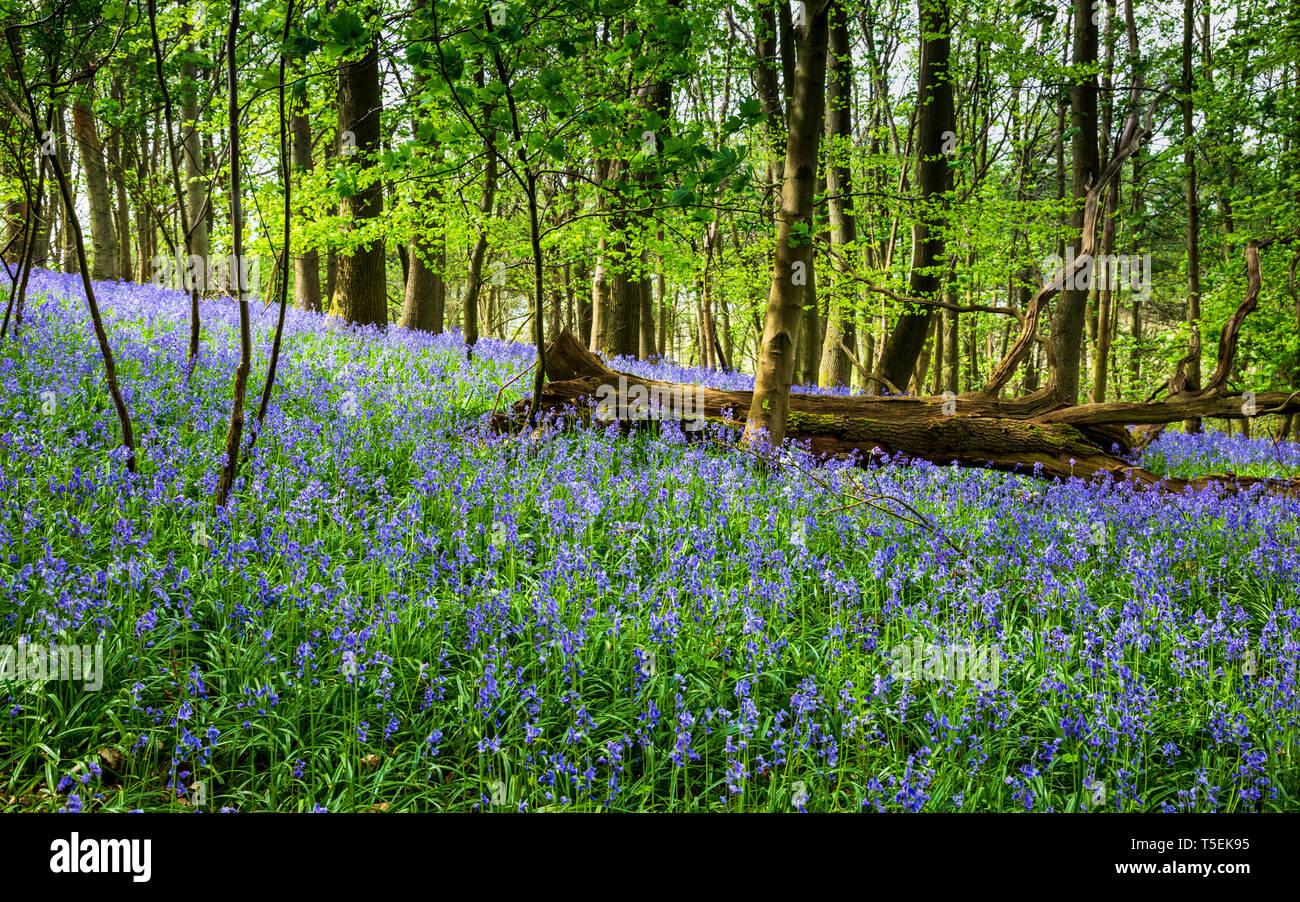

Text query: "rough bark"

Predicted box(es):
[605, 216, 638, 357]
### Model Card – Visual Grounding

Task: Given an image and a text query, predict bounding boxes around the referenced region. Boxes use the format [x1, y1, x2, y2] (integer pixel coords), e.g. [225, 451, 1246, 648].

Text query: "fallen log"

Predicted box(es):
[494, 329, 1300, 493]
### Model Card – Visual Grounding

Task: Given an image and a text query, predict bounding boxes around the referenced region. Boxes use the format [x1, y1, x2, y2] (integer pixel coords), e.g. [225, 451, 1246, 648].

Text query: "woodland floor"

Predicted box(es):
[0, 271, 1298, 812]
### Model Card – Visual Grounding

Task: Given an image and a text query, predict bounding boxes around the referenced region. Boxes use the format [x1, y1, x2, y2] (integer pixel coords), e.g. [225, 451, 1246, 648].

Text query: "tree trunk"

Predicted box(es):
[3, 51, 135, 471]
[215, 0, 251, 507]
[181, 53, 210, 270]
[743, 0, 830, 447]
[1180, 0, 1202, 431]
[796, 174, 826, 385]
[398, 153, 445, 331]
[57, 110, 75, 270]
[71, 82, 119, 281]
[638, 265, 657, 358]
[134, 128, 153, 282]
[875, 0, 954, 391]
[334, 13, 386, 326]
[605, 220, 638, 358]
[1091, 178, 1119, 404]
[291, 100, 322, 312]
[632, 74, 670, 361]
[1090, 0, 1119, 403]
[591, 230, 612, 353]
[575, 256, 592, 347]
[655, 256, 668, 357]
[461, 137, 496, 353]
[817, 4, 857, 389]
[2, 48, 29, 268]
[108, 80, 132, 281]
[1128, 144, 1144, 397]
[754, 0, 787, 213]
[1050, 0, 1099, 404]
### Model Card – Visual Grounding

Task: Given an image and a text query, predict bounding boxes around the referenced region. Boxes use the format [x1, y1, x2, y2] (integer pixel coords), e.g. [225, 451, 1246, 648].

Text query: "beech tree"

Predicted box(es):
[332, 4, 386, 326]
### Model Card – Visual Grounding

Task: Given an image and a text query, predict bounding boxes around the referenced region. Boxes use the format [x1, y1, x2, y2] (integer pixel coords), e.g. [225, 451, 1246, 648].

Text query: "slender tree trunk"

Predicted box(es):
[461, 137, 496, 354]
[399, 4, 445, 333]
[591, 231, 612, 353]
[1128, 143, 1144, 396]
[215, 0, 251, 507]
[325, 126, 338, 312]
[250, 0, 298, 450]
[146, 0, 204, 359]
[656, 252, 668, 357]
[564, 260, 576, 334]
[744, 0, 830, 446]
[796, 175, 826, 384]
[133, 128, 153, 282]
[107, 80, 132, 281]
[942, 293, 959, 393]
[1091, 181, 1119, 404]
[875, 0, 954, 390]
[638, 266, 656, 358]
[818, 4, 857, 388]
[1181, 0, 1202, 431]
[291, 99, 322, 312]
[1050, 0, 1099, 404]
[2, 50, 30, 269]
[633, 74, 670, 361]
[1090, 0, 1118, 403]
[57, 110, 75, 270]
[181, 51, 210, 270]
[575, 256, 592, 347]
